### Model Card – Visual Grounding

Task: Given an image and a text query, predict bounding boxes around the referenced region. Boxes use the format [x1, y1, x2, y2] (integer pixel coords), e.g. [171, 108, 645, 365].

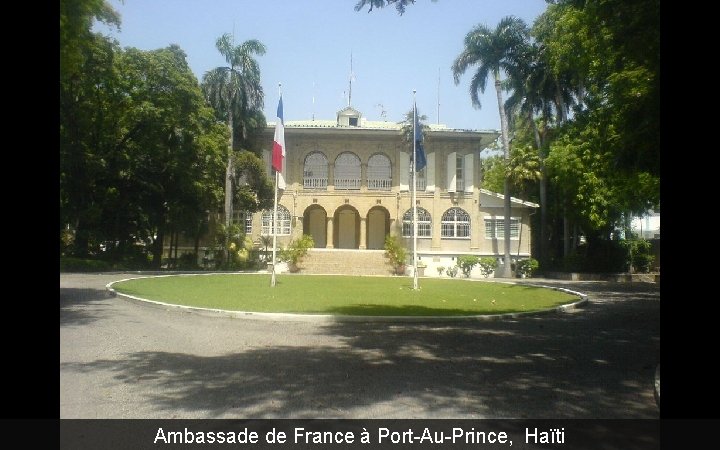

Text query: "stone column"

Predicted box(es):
[359, 217, 367, 250]
[326, 216, 334, 248]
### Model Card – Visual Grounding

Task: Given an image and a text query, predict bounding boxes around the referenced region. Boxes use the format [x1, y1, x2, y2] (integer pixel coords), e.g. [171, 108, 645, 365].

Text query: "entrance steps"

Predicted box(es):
[298, 249, 394, 276]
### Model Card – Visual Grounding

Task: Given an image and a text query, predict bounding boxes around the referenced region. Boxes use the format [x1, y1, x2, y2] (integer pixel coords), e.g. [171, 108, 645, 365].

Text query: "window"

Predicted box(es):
[456, 155, 464, 192]
[441, 207, 470, 238]
[402, 207, 432, 237]
[232, 211, 253, 234]
[303, 152, 328, 189]
[367, 153, 391, 190]
[349, 117, 359, 126]
[261, 205, 291, 235]
[334, 152, 361, 190]
[485, 217, 520, 239]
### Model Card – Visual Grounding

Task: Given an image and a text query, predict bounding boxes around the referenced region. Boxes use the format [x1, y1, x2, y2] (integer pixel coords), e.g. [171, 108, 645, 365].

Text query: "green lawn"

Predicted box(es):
[112, 274, 580, 316]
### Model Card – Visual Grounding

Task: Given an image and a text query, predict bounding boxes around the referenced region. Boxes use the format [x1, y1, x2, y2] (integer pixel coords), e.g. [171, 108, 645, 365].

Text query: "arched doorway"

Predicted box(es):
[303, 205, 327, 248]
[367, 206, 390, 249]
[334, 205, 359, 249]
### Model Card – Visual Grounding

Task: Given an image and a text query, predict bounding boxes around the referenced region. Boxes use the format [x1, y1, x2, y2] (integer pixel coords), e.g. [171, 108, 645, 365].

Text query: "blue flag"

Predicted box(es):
[414, 104, 427, 172]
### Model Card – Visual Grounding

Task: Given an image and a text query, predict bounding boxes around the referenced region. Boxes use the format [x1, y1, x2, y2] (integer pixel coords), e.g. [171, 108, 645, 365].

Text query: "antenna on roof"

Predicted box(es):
[312, 80, 315, 121]
[348, 50, 354, 107]
[375, 103, 387, 121]
[437, 67, 441, 125]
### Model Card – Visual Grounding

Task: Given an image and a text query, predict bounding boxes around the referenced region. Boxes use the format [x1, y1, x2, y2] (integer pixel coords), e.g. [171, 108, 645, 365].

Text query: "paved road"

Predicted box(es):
[60, 273, 660, 419]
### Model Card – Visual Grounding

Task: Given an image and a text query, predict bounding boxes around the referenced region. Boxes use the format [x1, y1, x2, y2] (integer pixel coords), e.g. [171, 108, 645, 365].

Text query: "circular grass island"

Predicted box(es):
[109, 274, 585, 318]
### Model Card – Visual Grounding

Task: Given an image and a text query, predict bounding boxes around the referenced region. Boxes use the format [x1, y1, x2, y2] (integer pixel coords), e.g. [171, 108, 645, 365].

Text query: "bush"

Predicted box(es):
[436, 266, 445, 276]
[516, 258, 539, 278]
[456, 255, 480, 278]
[60, 257, 113, 272]
[621, 237, 654, 273]
[177, 252, 199, 270]
[446, 266, 458, 278]
[478, 257, 498, 278]
[384, 235, 408, 275]
[563, 240, 627, 273]
[279, 234, 315, 271]
[632, 252, 654, 273]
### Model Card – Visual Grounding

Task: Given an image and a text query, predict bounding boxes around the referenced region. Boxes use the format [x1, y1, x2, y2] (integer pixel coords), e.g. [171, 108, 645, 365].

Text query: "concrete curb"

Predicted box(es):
[106, 274, 589, 323]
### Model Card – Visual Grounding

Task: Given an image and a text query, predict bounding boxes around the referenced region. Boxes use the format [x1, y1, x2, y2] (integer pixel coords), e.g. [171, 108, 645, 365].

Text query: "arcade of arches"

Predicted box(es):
[302, 204, 390, 250]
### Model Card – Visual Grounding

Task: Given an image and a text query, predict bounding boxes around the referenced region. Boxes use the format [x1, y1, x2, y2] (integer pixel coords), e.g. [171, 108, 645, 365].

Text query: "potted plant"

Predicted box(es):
[279, 234, 314, 272]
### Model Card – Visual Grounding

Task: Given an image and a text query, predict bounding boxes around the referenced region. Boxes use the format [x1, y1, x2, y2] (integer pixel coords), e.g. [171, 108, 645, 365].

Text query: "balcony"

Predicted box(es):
[334, 178, 361, 190]
[303, 177, 328, 190]
[367, 178, 392, 190]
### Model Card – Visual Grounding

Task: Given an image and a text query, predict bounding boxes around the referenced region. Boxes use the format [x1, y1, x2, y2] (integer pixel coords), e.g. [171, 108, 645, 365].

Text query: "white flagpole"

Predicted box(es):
[271, 83, 281, 287]
[412, 90, 419, 290]
[271, 170, 279, 287]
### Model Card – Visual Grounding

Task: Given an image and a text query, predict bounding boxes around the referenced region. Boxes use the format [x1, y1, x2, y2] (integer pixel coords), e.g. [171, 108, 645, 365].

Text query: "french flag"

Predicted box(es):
[272, 96, 285, 172]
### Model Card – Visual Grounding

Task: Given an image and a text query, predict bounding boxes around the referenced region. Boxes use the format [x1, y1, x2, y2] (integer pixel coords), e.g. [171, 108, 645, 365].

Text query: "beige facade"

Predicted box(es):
[241, 107, 538, 274]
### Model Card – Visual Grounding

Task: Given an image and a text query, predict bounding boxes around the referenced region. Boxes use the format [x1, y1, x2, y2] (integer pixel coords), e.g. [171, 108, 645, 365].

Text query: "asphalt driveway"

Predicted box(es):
[60, 273, 660, 419]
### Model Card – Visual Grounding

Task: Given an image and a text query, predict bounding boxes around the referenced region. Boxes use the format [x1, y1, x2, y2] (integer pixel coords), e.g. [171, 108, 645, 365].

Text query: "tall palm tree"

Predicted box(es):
[504, 42, 555, 267]
[202, 34, 266, 234]
[452, 16, 529, 277]
[505, 42, 579, 266]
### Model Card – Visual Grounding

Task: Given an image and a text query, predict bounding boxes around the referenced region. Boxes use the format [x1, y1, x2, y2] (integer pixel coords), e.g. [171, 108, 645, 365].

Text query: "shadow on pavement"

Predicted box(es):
[60, 287, 116, 327]
[61, 282, 659, 418]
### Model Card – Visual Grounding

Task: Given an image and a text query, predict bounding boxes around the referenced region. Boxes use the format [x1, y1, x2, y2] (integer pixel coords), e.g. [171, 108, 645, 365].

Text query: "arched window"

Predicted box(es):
[402, 207, 432, 237]
[261, 205, 291, 236]
[334, 152, 361, 190]
[303, 152, 328, 189]
[441, 207, 470, 238]
[367, 153, 391, 190]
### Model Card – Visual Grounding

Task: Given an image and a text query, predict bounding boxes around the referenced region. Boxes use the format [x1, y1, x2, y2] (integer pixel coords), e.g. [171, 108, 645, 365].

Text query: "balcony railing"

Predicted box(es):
[367, 178, 392, 190]
[334, 178, 361, 190]
[303, 177, 328, 189]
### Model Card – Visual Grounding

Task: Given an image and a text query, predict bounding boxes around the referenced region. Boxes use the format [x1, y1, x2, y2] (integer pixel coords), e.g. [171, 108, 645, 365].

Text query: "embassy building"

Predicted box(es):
[238, 105, 539, 277]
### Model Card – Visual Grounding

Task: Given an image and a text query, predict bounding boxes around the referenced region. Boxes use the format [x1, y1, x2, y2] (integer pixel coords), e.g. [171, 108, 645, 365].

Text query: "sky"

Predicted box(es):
[95, 0, 548, 131]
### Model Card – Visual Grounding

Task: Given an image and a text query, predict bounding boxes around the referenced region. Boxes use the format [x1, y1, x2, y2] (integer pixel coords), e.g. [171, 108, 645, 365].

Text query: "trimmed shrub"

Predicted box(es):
[456, 255, 480, 278]
[478, 257, 498, 278]
[516, 258, 539, 278]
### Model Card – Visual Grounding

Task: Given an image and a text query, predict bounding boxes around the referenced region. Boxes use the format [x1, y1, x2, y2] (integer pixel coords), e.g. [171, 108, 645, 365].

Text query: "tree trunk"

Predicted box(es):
[167, 226, 174, 260]
[495, 75, 513, 278]
[529, 111, 548, 267]
[73, 219, 90, 258]
[554, 78, 567, 123]
[563, 213, 570, 258]
[151, 222, 165, 269]
[194, 223, 201, 262]
[224, 110, 235, 265]
[173, 230, 179, 266]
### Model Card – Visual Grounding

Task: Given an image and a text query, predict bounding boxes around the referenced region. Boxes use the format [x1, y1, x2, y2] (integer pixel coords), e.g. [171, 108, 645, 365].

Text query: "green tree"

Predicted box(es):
[111, 45, 227, 267]
[60, 0, 121, 256]
[201, 34, 267, 233]
[452, 16, 529, 277]
[503, 40, 566, 266]
[532, 0, 659, 266]
[354, 0, 437, 15]
[60, 0, 120, 77]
